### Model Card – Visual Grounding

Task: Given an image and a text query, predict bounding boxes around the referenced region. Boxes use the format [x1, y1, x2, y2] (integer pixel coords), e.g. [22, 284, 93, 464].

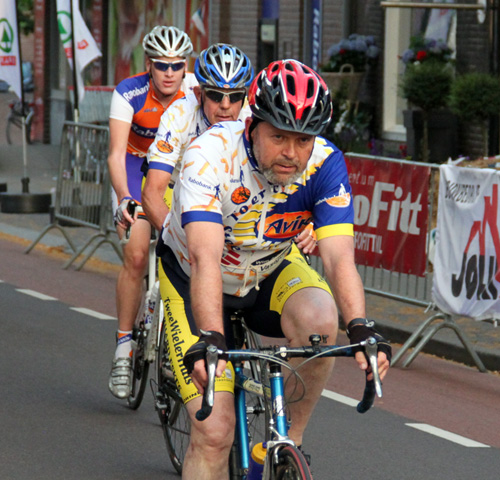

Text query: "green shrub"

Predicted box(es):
[449, 72, 500, 121]
[400, 61, 453, 111]
[449, 72, 500, 157]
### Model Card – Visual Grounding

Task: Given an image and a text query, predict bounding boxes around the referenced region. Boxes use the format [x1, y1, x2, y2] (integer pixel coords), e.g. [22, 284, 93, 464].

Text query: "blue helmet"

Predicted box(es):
[195, 43, 254, 88]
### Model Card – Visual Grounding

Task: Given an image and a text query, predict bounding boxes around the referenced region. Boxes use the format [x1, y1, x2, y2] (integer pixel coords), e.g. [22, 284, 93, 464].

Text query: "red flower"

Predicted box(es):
[339, 49, 346, 55]
[416, 50, 427, 61]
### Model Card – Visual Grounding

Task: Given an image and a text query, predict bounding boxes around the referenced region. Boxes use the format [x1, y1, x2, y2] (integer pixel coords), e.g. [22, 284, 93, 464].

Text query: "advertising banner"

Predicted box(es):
[433, 165, 500, 320]
[346, 155, 430, 277]
[0, 0, 22, 99]
[56, 0, 102, 104]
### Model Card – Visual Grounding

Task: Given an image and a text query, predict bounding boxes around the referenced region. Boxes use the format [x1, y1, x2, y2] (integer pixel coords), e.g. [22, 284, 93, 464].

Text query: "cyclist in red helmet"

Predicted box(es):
[157, 59, 391, 478]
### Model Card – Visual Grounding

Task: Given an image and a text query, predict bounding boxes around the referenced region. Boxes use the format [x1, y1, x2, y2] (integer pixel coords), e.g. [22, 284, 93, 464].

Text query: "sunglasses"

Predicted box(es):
[150, 59, 186, 72]
[203, 87, 247, 104]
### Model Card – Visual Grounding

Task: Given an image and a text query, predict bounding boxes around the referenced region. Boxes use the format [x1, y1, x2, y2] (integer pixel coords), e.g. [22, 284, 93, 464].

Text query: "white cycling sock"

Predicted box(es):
[114, 330, 133, 359]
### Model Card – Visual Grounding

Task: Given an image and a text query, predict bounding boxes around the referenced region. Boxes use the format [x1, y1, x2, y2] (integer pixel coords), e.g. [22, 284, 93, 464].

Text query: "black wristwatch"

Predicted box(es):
[346, 317, 375, 336]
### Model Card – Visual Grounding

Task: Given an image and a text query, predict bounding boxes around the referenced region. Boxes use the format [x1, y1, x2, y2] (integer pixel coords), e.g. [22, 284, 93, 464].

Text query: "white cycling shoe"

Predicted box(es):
[108, 357, 132, 399]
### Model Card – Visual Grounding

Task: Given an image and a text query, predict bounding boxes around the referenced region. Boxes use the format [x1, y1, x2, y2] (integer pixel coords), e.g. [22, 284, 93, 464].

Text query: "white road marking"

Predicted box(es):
[406, 423, 490, 448]
[322, 390, 490, 448]
[322, 389, 358, 407]
[16, 289, 57, 301]
[70, 307, 116, 320]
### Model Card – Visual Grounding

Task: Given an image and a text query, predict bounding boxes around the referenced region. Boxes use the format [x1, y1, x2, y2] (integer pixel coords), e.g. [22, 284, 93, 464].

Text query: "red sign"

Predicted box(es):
[345, 155, 431, 277]
[0, 56, 16, 66]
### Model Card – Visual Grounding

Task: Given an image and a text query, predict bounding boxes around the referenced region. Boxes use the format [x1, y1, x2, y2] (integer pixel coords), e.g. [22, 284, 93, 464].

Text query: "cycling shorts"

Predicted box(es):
[158, 246, 332, 404]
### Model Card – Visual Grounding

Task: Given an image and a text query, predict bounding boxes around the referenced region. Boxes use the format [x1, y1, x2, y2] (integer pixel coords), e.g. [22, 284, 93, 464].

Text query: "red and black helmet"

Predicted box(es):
[248, 60, 332, 135]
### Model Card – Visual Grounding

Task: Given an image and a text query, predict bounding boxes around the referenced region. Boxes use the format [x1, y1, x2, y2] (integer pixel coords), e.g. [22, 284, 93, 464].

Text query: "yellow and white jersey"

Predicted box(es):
[158, 121, 355, 297]
[147, 92, 251, 185]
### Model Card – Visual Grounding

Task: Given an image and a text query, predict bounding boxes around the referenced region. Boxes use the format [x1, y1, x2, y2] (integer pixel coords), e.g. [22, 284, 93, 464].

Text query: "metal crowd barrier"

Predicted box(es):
[309, 153, 486, 371]
[25, 121, 122, 270]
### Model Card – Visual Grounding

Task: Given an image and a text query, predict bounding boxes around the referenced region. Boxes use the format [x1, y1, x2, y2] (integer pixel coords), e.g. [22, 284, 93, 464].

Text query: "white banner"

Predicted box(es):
[432, 165, 500, 320]
[56, 0, 102, 104]
[0, 0, 22, 99]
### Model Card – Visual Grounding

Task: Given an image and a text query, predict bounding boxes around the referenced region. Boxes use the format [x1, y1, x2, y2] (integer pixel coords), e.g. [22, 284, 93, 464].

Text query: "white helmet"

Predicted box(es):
[142, 26, 193, 58]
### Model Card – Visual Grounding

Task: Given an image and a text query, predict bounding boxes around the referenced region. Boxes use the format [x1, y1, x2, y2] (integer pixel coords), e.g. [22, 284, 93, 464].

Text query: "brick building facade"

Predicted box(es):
[29, 0, 498, 159]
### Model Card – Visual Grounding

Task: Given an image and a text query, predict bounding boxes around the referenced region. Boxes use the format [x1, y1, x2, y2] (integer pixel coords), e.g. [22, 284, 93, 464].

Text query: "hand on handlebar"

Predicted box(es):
[346, 318, 392, 383]
[183, 330, 228, 395]
[115, 196, 137, 229]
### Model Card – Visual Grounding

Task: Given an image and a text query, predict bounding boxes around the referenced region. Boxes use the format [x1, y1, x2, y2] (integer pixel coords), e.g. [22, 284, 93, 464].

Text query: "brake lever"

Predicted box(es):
[124, 200, 137, 241]
[364, 336, 383, 398]
[195, 344, 219, 421]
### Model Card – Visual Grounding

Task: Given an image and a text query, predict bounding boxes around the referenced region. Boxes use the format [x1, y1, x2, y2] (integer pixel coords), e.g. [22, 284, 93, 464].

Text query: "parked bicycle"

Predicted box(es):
[122, 201, 163, 409]
[6, 100, 34, 145]
[153, 310, 382, 479]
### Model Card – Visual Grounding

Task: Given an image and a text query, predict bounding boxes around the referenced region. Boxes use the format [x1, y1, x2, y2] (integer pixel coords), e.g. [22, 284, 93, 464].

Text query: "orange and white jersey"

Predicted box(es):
[110, 72, 198, 157]
[158, 121, 354, 297]
[147, 92, 251, 184]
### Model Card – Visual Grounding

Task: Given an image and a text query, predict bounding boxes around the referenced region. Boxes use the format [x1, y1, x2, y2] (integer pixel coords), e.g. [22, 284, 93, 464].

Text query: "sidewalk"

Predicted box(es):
[0, 142, 499, 373]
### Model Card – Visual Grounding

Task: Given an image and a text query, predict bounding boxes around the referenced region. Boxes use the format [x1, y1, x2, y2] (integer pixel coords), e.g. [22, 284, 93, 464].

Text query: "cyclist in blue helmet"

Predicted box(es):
[142, 43, 254, 231]
[194, 43, 254, 89]
[143, 43, 318, 261]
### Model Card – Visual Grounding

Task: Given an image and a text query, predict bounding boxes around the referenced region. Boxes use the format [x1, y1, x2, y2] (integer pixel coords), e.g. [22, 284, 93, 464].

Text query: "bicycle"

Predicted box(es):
[152, 311, 269, 476]
[154, 310, 382, 479]
[6, 100, 34, 145]
[121, 200, 163, 409]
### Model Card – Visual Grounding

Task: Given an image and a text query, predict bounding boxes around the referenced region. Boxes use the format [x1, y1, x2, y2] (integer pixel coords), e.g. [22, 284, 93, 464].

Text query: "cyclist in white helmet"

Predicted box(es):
[107, 26, 197, 400]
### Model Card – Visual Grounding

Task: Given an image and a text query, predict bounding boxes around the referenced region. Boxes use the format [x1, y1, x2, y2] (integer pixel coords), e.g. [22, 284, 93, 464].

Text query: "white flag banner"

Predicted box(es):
[56, 0, 102, 104]
[432, 165, 500, 320]
[0, 0, 22, 99]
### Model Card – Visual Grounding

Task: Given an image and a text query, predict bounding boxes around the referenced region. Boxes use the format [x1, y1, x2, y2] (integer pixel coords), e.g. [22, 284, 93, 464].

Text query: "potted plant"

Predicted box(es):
[449, 72, 500, 157]
[400, 35, 456, 163]
[321, 34, 380, 103]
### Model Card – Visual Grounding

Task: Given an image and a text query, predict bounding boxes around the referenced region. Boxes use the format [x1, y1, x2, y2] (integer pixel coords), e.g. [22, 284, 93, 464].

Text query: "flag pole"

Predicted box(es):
[69, 0, 79, 123]
[15, 0, 29, 193]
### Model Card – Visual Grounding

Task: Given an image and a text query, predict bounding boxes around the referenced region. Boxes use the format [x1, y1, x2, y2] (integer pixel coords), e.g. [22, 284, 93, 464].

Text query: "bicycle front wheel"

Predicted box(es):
[127, 282, 150, 410]
[127, 324, 150, 409]
[156, 321, 191, 474]
[271, 445, 313, 480]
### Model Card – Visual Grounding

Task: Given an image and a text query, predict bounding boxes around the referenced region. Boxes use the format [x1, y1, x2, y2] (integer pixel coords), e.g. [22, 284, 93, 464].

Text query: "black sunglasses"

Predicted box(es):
[204, 87, 246, 104]
[151, 59, 185, 72]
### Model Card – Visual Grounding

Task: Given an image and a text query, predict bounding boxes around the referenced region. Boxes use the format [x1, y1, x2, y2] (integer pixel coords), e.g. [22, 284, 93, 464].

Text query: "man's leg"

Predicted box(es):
[109, 219, 150, 398]
[280, 287, 338, 445]
[183, 392, 236, 480]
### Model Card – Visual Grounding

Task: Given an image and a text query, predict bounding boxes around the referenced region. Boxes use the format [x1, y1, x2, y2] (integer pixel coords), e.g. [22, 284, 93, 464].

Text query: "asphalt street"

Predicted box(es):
[0, 238, 500, 479]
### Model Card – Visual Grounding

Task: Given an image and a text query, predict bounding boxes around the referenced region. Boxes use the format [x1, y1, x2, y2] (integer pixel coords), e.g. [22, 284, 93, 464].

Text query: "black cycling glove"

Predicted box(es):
[346, 318, 392, 363]
[183, 330, 229, 374]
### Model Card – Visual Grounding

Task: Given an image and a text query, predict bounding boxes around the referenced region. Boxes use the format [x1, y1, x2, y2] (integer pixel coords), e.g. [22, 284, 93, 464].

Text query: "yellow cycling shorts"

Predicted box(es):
[158, 246, 332, 404]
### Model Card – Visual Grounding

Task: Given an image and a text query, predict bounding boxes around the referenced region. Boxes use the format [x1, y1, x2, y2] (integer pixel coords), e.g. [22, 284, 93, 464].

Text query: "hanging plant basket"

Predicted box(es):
[321, 64, 364, 103]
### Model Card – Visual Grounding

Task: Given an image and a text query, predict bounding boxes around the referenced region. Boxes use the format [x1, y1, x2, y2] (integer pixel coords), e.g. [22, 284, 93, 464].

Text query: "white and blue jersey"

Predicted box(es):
[159, 121, 354, 297]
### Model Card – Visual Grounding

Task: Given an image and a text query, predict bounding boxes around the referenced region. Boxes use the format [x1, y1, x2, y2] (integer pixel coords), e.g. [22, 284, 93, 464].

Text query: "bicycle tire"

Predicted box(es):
[6, 108, 32, 145]
[6, 115, 15, 144]
[271, 445, 313, 480]
[127, 281, 150, 409]
[156, 321, 191, 474]
[127, 325, 150, 409]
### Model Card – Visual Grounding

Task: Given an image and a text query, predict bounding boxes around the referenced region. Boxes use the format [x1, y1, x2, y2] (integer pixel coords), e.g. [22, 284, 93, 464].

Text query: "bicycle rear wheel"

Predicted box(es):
[156, 321, 191, 474]
[271, 445, 313, 480]
[6, 115, 18, 144]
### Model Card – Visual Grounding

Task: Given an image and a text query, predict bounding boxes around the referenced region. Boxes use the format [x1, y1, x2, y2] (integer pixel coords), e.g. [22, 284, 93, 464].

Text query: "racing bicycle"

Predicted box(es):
[122, 201, 163, 409]
[153, 310, 382, 478]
